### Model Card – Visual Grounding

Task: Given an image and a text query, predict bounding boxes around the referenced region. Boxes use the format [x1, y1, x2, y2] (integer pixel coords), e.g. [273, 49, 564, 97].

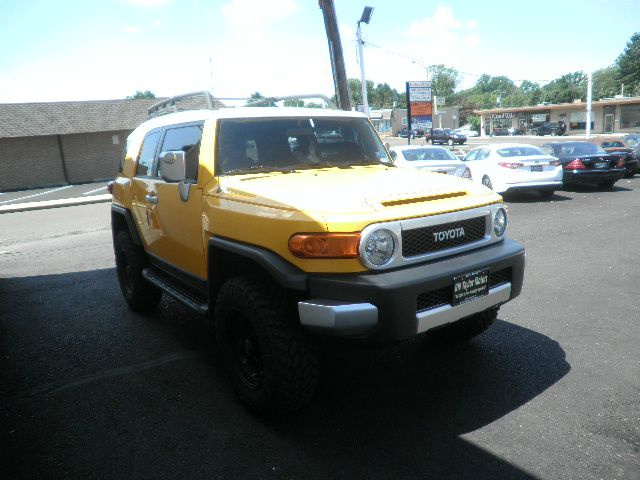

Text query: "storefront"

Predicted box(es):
[475, 97, 640, 137]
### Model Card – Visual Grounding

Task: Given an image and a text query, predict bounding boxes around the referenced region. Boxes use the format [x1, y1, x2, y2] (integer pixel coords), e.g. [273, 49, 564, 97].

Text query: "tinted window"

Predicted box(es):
[541, 145, 555, 155]
[402, 148, 457, 161]
[496, 146, 545, 157]
[217, 117, 390, 174]
[559, 143, 605, 155]
[159, 124, 203, 181]
[601, 141, 624, 148]
[136, 131, 161, 176]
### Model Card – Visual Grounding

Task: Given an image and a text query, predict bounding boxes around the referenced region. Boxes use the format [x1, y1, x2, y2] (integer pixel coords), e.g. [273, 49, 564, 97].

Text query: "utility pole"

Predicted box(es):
[319, 0, 351, 111]
[586, 71, 592, 139]
[356, 7, 373, 117]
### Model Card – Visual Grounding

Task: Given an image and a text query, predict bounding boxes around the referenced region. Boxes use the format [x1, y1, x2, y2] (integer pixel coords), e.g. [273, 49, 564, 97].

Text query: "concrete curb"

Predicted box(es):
[0, 194, 112, 214]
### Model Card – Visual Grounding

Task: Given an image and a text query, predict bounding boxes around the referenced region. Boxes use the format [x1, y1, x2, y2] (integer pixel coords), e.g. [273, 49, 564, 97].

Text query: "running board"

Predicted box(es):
[142, 267, 209, 315]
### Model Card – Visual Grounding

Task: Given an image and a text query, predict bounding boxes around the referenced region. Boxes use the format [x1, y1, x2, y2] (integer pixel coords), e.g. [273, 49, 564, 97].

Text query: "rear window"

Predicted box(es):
[217, 117, 390, 174]
[401, 148, 457, 161]
[496, 146, 545, 157]
[601, 141, 624, 148]
[559, 143, 605, 155]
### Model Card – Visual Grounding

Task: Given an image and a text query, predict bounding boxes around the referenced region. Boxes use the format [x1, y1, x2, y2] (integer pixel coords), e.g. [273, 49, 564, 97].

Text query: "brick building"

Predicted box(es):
[0, 99, 159, 191]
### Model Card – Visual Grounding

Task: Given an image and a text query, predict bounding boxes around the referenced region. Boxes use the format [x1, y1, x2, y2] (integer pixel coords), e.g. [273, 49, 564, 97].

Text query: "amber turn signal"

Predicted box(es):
[289, 233, 361, 259]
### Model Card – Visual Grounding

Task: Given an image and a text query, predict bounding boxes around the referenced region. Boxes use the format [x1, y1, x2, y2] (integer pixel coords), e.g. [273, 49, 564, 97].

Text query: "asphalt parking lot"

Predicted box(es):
[0, 182, 110, 207]
[1, 178, 639, 479]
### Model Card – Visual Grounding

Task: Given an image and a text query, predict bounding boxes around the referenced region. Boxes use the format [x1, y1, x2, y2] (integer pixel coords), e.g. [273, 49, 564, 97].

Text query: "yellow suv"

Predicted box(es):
[111, 93, 525, 415]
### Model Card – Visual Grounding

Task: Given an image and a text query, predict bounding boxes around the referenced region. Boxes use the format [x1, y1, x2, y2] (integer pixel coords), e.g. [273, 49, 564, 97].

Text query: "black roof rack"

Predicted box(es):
[244, 94, 336, 108]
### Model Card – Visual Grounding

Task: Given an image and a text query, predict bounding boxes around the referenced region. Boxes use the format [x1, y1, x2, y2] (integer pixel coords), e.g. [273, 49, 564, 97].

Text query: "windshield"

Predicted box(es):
[601, 141, 625, 148]
[559, 143, 606, 155]
[496, 146, 546, 157]
[217, 117, 391, 174]
[401, 148, 457, 161]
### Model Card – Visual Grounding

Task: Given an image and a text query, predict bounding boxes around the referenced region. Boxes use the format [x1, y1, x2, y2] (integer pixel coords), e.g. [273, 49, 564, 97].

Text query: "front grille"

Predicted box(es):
[402, 216, 486, 257]
[415, 267, 512, 313]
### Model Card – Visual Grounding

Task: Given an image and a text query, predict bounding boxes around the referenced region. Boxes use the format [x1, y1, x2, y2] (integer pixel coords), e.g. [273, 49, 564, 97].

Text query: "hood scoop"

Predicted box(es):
[380, 191, 467, 207]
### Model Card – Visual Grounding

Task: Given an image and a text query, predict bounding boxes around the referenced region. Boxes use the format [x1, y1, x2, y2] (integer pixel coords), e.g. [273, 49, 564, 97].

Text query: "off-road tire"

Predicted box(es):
[430, 307, 499, 343]
[215, 274, 319, 416]
[114, 230, 162, 312]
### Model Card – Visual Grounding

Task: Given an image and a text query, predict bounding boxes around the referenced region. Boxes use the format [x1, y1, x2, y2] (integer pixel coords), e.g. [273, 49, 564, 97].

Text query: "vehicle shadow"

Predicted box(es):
[561, 183, 632, 193]
[1, 269, 569, 480]
[503, 191, 572, 203]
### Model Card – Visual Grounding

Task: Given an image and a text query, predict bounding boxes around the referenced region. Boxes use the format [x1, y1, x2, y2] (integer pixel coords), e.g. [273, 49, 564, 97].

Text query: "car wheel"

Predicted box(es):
[481, 175, 493, 190]
[215, 273, 319, 416]
[551, 131, 557, 136]
[429, 307, 498, 342]
[538, 189, 555, 199]
[447, 138, 454, 146]
[598, 180, 617, 189]
[114, 230, 162, 312]
[427, 139, 433, 145]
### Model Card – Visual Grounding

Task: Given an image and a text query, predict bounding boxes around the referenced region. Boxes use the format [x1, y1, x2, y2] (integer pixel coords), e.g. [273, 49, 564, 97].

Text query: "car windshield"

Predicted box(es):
[217, 116, 391, 174]
[602, 141, 625, 148]
[400, 148, 457, 161]
[558, 143, 606, 155]
[496, 146, 545, 157]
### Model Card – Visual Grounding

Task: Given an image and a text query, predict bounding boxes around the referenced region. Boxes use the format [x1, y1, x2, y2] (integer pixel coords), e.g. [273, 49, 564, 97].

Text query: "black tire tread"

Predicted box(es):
[215, 273, 319, 415]
[114, 230, 162, 312]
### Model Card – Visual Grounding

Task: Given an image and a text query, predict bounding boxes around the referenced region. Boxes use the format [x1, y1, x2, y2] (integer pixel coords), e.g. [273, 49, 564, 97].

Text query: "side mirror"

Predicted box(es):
[159, 151, 186, 183]
[390, 150, 397, 160]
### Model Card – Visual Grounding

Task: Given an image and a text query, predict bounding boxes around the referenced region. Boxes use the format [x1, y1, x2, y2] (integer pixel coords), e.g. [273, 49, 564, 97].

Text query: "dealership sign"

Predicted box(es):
[406, 81, 432, 132]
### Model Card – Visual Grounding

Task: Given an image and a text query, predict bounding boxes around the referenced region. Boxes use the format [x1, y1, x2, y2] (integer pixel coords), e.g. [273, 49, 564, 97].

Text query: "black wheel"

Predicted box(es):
[447, 138, 454, 146]
[538, 189, 555, 199]
[598, 180, 616, 189]
[114, 230, 162, 312]
[430, 307, 499, 342]
[482, 175, 493, 190]
[215, 274, 319, 416]
[624, 169, 636, 178]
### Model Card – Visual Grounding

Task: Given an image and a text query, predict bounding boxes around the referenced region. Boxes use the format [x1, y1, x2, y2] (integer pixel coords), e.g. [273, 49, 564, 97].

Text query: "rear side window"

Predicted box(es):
[136, 131, 161, 176]
[464, 149, 478, 161]
[159, 124, 203, 182]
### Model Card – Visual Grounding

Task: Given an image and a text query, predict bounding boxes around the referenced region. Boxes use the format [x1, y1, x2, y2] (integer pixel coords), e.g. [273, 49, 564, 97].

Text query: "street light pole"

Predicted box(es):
[586, 71, 593, 139]
[356, 7, 373, 117]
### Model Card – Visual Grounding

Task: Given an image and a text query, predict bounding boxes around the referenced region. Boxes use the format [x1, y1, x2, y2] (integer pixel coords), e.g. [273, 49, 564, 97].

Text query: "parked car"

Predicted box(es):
[600, 140, 639, 177]
[529, 122, 566, 136]
[398, 128, 424, 138]
[453, 127, 479, 137]
[389, 145, 471, 178]
[541, 141, 625, 189]
[111, 92, 525, 415]
[462, 143, 563, 198]
[425, 128, 467, 145]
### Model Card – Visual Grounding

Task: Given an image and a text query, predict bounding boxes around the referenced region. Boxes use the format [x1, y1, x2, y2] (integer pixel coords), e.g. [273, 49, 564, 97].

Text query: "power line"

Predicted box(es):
[363, 39, 555, 84]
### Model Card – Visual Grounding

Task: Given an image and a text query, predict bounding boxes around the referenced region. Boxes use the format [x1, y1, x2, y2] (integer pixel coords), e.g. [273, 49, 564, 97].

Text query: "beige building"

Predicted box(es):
[390, 106, 460, 136]
[474, 96, 640, 137]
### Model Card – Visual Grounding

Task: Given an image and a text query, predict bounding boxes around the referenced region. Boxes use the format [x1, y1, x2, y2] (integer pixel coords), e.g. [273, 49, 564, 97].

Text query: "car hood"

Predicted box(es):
[211, 165, 498, 221]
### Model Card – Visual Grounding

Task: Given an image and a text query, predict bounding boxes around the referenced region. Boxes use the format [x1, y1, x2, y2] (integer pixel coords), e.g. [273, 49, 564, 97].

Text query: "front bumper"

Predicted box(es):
[298, 238, 525, 343]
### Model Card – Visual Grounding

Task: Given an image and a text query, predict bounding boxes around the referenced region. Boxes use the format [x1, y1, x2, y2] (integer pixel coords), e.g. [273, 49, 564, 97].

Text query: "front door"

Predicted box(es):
[146, 123, 206, 279]
[604, 113, 614, 133]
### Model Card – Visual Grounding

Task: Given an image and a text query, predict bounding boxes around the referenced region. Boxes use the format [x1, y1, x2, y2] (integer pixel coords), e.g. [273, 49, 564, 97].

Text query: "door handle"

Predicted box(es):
[145, 194, 158, 204]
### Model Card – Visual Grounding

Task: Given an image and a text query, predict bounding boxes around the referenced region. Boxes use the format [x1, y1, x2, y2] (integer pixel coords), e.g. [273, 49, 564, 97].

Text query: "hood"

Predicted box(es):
[213, 165, 494, 217]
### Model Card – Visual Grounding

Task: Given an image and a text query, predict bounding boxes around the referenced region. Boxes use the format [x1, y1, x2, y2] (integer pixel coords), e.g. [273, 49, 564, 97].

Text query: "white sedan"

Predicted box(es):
[462, 143, 563, 197]
[389, 145, 471, 178]
[453, 127, 479, 137]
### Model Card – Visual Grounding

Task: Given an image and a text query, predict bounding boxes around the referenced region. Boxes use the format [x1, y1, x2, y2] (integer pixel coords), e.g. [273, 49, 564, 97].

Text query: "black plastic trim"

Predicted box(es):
[111, 204, 143, 246]
[147, 252, 207, 296]
[208, 237, 308, 291]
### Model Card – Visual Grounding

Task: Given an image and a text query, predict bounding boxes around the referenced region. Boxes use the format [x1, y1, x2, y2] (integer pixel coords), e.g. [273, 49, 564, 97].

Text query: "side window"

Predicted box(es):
[136, 131, 161, 176]
[464, 149, 478, 161]
[158, 124, 203, 182]
[476, 148, 490, 160]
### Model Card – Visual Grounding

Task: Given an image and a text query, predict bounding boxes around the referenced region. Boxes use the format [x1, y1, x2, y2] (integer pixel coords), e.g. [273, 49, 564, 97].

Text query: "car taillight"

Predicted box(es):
[616, 157, 625, 168]
[549, 159, 561, 166]
[498, 162, 524, 169]
[107, 181, 114, 194]
[461, 167, 472, 180]
[564, 159, 586, 170]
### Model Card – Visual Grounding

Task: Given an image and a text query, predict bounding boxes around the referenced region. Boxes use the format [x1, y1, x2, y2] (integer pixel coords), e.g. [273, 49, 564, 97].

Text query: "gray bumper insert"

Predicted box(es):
[298, 300, 379, 336]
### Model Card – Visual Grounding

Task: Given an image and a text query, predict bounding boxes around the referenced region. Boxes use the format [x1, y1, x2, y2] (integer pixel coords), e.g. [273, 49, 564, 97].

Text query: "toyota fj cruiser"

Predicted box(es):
[111, 92, 525, 415]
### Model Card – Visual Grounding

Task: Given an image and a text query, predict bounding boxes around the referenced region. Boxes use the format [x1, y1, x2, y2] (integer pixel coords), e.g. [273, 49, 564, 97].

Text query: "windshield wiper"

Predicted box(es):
[224, 165, 296, 175]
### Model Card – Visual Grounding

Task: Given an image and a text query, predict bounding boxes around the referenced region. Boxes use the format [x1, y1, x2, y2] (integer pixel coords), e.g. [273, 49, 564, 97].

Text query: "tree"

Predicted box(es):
[467, 115, 480, 132]
[283, 99, 305, 107]
[593, 67, 621, 99]
[370, 83, 399, 109]
[127, 90, 155, 99]
[540, 71, 587, 103]
[616, 32, 640, 95]
[430, 64, 460, 99]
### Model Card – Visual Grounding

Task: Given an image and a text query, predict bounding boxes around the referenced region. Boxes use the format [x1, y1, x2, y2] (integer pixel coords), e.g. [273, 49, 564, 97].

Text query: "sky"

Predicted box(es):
[0, 0, 638, 103]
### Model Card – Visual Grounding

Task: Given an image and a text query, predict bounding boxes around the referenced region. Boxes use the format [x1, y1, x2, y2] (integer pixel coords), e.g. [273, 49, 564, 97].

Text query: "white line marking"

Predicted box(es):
[0, 185, 72, 205]
[82, 186, 107, 195]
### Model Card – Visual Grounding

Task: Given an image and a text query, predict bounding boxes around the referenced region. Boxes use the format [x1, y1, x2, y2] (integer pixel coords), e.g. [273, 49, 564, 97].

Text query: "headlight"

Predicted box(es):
[363, 229, 396, 266]
[493, 208, 507, 237]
